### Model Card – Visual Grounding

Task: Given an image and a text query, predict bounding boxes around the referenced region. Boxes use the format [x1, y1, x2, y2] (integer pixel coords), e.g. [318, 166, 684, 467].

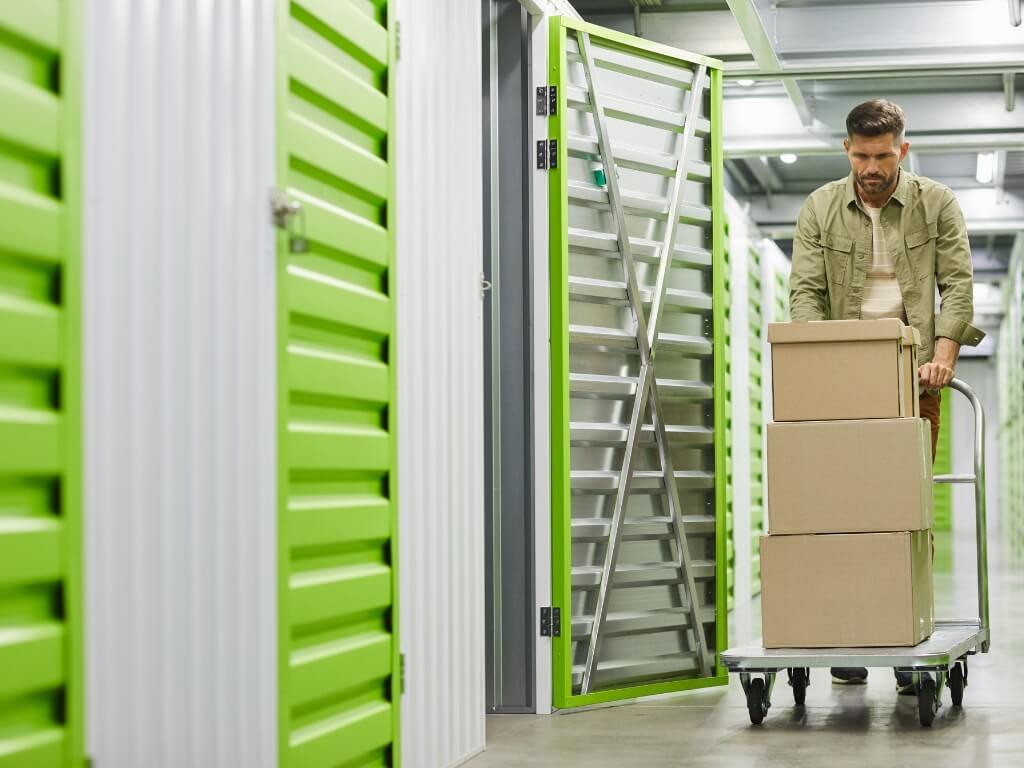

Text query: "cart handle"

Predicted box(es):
[933, 378, 990, 653]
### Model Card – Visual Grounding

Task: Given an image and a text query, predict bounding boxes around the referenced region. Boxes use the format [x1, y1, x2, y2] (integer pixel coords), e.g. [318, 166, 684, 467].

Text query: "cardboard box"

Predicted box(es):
[767, 418, 933, 535]
[768, 319, 920, 422]
[760, 531, 934, 648]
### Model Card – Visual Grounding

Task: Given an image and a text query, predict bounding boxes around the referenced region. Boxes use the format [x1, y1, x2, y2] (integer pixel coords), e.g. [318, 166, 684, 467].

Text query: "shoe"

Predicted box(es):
[831, 667, 868, 684]
[894, 670, 916, 696]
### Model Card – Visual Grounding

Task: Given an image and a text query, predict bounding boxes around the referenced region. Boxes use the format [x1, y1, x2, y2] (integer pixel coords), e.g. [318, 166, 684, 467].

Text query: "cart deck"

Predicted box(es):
[721, 619, 987, 673]
[721, 379, 992, 727]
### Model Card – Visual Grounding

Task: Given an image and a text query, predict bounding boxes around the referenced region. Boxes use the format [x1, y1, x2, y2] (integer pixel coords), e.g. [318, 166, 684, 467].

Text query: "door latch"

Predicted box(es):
[480, 272, 493, 300]
[270, 188, 309, 253]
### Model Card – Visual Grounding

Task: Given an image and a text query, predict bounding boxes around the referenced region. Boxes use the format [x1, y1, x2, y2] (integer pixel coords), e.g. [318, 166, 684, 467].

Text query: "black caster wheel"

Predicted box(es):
[918, 676, 937, 727]
[788, 668, 809, 706]
[948, 662, 965, 707]
[747, 678, 768, 725]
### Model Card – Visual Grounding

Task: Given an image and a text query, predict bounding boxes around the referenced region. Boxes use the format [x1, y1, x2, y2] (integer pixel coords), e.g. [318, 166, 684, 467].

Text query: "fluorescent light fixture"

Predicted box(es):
[737, 79, 755, 87]
[780, 153, 798, 164]
[759, 155, 769, 165]
[976, 152, 995, 184]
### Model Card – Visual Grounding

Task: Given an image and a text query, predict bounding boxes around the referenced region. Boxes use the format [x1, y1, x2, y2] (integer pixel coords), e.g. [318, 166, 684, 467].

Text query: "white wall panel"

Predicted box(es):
[395, 1, 487, 766]
[83, 3, 277, 766]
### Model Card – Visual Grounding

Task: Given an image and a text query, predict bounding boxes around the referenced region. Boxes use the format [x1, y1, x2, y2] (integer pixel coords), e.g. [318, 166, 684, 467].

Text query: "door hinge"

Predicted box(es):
[480, 272, 493, 300]
[536, 85, 558, 116]
[400, 653, 406, 694]
[536, 139, 558, 170]
[395, 20, 401, 62]
[540, 606, 561, 637]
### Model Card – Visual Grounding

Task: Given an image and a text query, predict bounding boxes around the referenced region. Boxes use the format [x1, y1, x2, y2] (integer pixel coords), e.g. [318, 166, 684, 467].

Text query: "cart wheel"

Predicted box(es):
[918, 676, 937, 727]
[948, 662, 965, 707]
[789, 668, 808, 706]
[747, 678, 767, 725]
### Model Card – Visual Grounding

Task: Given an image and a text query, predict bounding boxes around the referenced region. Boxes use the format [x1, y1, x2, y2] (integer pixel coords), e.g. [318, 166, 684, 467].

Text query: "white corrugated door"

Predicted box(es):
[395, 0, 487, 765]
[83, 4, 278, 766]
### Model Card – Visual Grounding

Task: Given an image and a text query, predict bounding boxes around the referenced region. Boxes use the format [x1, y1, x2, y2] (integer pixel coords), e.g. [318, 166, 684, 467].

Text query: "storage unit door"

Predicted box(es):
[275, 1, 398, 765]
[547, 17, 728, 708]
[0, 4, 82, 766]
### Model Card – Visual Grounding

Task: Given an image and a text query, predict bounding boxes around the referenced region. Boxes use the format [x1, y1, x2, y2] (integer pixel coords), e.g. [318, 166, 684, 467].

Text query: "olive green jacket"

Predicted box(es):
[789, 170, 985, 363]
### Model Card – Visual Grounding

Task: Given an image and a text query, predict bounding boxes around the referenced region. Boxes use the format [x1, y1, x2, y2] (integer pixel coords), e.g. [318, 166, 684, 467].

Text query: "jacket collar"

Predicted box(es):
[845, 168, 910, 210]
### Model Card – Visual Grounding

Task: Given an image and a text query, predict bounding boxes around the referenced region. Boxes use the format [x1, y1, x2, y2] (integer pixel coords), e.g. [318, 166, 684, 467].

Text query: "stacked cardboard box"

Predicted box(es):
[760, 319, 935, 648]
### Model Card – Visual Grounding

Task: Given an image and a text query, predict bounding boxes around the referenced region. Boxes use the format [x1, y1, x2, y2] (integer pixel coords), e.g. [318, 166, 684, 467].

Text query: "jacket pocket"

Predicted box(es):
[905, 222, 938, 279]
[823, 232, 853, 285]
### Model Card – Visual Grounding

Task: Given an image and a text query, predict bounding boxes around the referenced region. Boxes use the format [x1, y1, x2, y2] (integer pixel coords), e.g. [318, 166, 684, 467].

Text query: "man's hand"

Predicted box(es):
[919, 337, 960, 389]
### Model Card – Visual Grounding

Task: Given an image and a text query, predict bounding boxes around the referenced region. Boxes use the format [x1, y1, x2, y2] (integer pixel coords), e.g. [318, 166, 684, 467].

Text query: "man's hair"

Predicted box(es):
[846, 99, 906, 144]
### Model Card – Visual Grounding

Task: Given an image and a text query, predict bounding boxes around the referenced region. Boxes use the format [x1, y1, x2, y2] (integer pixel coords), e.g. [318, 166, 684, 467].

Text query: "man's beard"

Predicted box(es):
[856, 170, 897, 195]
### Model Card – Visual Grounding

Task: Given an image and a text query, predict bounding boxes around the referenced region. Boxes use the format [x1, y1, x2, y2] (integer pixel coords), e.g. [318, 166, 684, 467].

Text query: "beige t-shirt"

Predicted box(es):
[860, 204, 907, 322]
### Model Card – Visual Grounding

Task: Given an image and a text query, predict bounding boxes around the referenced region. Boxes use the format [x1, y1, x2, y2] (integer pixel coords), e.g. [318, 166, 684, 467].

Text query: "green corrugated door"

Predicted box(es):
[747, 249, 764, 595]
[0, 4, 83, 766]
[275, 1, 398, 766]
[722, 223, 734, 611]
[933, 394, 953, 531]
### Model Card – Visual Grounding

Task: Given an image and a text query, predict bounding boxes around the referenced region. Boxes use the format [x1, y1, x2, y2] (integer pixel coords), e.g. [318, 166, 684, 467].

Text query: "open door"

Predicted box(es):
[546, 16, 728, 708]
[275, 1, 399, 765]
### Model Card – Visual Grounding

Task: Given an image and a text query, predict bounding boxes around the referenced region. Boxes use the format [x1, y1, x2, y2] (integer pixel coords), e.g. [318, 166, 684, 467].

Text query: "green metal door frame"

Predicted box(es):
[0, 3, 84, 764]
[275, 1, 400, 764]
[547, 15, 728, 709]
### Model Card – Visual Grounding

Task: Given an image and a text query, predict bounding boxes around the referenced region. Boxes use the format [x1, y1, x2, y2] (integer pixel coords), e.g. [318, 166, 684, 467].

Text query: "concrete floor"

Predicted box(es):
[472, 533, 1024, 767]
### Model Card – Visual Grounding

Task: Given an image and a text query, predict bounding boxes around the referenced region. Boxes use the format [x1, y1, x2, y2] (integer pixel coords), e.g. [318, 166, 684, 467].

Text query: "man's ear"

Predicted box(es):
[843, 138, 850, 153]
[899, 141, 911, 163]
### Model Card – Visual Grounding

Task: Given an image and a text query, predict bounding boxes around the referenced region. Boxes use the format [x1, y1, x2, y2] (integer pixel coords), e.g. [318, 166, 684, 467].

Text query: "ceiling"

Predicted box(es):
[573, 0, 1024, 297]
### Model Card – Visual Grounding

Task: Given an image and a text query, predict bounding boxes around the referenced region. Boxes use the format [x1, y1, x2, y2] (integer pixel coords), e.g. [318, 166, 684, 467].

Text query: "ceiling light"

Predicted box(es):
[737, 79, 755, 87]
[780, 153, 798, 164]
[976, 152, 995, 184]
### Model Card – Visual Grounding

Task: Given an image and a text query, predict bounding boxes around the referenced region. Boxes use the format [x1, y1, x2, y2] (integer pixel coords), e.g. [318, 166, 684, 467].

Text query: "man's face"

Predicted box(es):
[844, 133, 910, 197]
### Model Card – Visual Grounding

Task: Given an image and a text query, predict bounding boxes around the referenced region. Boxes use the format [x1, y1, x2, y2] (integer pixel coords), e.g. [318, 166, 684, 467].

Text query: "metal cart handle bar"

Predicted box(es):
[932, 377, 990, 653]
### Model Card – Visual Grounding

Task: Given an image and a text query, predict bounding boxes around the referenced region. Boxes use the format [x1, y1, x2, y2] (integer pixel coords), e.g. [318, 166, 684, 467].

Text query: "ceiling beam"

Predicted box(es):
[741, 156, 784, 194]
[995, 149, 1009, 201]
[724, 63, 1024, 80]
[747, 189, 1024, 238]
[725, 131, 1024, 158]
[724, 0, 815, 127]
[725, 159, 753, 195]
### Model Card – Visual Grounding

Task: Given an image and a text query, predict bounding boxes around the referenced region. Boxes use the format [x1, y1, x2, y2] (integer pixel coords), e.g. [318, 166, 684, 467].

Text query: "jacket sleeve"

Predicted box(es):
[789, 197, 827, 321]
[934, 190, 985, 346]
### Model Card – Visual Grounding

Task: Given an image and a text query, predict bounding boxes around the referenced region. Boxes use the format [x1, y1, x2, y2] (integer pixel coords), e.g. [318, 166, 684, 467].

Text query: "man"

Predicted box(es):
[788, 99, 985, 692]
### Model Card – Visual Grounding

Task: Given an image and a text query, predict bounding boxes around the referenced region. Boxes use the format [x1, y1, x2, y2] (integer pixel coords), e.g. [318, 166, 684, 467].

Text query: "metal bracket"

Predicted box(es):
[540, 606, 561, 637]
[270, 188, 309, 253]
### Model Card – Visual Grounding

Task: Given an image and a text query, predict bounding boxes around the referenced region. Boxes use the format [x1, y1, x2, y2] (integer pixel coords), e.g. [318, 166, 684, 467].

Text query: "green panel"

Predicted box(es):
[933, 393, 953, 531]
[0, 2, 81, 765]
[550, 16, 727, 708]
[277, 1, 398, 765]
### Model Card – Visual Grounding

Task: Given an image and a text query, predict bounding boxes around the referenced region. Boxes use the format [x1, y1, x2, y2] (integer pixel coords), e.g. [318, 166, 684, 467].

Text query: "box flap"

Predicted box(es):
[768, 318, 908, 345]
[901, 326, 921, 347]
